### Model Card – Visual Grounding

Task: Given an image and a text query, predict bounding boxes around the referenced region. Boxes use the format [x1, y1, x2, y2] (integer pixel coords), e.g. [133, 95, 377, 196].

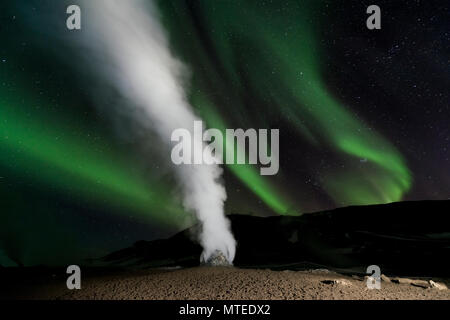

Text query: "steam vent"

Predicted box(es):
[202, 250, 232, 267]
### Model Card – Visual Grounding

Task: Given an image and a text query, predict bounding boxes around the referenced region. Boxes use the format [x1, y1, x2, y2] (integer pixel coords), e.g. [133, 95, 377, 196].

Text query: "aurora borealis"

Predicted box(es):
[161, 0, 412, 207]
[0, 0, 449, 266]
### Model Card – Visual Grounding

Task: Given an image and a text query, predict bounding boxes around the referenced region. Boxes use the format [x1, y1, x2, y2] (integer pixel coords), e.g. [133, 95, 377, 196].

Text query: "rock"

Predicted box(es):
[201, 250, 232, 267]
[429, 280, 448, 290]
[352, 275, 364, 281]
[312, 268, 332, 274]
[410, 281, 431, 289]
[391, 277, 406, 284]
[321, 279, 352, 286]
[381, 274, 391, 282]
[391, 277, 431, 288]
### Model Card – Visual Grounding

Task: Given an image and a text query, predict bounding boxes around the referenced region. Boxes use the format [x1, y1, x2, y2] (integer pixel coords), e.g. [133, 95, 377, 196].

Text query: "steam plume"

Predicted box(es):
[80, 0, 236, 262]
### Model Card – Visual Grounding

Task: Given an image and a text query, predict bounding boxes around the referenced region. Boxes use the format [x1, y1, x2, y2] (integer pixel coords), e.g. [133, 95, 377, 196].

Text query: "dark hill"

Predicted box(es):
[103, 200, 450, 277]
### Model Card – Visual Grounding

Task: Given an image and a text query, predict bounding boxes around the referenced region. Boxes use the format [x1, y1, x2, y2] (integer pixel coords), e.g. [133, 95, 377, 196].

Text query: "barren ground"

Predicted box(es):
[5, 267, 450, 300]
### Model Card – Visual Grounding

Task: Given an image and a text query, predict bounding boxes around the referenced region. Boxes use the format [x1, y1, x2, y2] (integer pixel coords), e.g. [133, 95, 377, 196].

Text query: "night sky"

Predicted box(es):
[0, 0, 449, 266]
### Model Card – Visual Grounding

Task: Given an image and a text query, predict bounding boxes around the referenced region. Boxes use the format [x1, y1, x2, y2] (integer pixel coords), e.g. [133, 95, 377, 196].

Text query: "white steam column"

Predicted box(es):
[79, 0, 236, 263]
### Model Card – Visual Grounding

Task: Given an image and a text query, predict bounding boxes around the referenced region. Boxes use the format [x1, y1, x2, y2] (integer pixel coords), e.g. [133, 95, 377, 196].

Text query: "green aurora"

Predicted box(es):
[1, 0, 411, 220]
[0, 87, 186, 226]
[159, 0, 411, 207]
[0, 0, 418, 265]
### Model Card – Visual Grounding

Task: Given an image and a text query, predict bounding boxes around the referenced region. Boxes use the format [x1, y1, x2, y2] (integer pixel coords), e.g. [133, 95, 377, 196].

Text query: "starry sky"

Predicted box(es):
[0, 0, 449, 266]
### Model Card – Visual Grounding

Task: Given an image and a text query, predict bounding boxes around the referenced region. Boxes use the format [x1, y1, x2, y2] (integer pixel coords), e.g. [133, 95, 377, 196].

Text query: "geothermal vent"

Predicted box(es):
[202, 250, 233, 267]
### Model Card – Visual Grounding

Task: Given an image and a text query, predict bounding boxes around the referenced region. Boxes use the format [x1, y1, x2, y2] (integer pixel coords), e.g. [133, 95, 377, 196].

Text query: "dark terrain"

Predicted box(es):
[104, 200, 450, 277]
[1, 200, 449, 299]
